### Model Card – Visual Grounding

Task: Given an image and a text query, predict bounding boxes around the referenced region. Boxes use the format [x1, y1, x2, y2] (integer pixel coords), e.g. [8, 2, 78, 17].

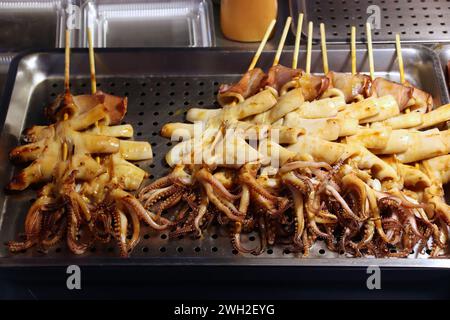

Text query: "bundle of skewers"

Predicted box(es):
[6, 17, 450, 258]
[155, 17, 450, 258]
[6, 30, 154, 256]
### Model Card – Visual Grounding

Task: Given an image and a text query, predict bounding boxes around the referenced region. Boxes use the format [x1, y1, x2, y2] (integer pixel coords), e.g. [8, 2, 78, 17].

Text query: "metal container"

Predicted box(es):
[0, 46, 448, 268]
[0, 52, 14, 102]
[289, 0, 450, 43]
[436, 44, 450, 88]
[0, 0, 66, 49]
[82, 0, 215, 47]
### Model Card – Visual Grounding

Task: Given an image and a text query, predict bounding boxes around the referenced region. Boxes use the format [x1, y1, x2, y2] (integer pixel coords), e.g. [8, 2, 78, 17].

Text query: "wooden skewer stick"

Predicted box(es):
[366, 23, 375, 80]
[248, 19, 276, 71]
[292, 13, 304, 69]
[63, 29, 71, 161]
[395, 33, 411, 113]
[64, 29, 71, 94]
[320, 23, 329, 74]
[273, 17, 292, 66]
[395, 33, 405, 85]
[87, 27, 101, 163]
[87, 28, 97, 94]
[306, 21, 313, 75]
[351, 26, 357, 75]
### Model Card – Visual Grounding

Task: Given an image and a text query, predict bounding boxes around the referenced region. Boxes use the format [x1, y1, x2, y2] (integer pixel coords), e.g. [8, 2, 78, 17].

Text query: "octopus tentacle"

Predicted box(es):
[66, 195, 89, 255]
[194, 193, 209, 237]
[112, 189, 171, 230]
[231, 222, 262, 255]
[203, 183, 244, 222]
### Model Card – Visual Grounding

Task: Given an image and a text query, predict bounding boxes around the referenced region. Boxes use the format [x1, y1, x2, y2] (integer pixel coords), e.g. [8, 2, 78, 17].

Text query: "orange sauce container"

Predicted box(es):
[220, 0, 278, 42]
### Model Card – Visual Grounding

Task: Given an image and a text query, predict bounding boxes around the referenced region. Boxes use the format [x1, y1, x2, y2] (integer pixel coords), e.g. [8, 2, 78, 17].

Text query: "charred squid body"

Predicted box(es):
[8, 104, 122, 191]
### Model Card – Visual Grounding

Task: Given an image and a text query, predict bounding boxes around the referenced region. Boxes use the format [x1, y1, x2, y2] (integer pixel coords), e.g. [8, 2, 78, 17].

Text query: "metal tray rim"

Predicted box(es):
[1, 256, 450, 268]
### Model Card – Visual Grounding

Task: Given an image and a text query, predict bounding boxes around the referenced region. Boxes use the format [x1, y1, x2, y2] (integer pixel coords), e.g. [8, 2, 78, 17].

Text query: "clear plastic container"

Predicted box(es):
[82, 0, 215, 47]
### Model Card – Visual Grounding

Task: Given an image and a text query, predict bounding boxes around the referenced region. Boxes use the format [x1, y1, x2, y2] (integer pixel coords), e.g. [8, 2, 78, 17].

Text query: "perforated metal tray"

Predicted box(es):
[289, 0, 450, 43]
[0, 47, 449, 268]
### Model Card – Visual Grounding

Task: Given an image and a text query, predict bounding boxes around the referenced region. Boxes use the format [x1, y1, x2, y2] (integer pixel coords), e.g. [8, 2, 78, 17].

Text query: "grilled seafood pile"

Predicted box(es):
[7, 90, 154, 256]
[154, 64, 450, 258]
[4, 19, 449, 258]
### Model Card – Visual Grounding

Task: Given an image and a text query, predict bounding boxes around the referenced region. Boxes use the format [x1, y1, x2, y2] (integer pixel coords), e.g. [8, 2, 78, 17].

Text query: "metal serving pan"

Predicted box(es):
[436, 44, 450, 89]
[0, 0, 66, 49]
[289, 0, 450, 44]
[0, 46, 448, 268]
[82, 0, 215, 48]
[0, 52, 14, 102]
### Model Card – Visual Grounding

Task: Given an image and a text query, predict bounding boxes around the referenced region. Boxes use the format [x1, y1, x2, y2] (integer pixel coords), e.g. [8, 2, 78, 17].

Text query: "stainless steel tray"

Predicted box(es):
[289, 0, 450, 43]
[0, 0, 66, 49]
[0, 52, 15, 102]
[82, 0, 215, 47]
[436, 44, 450, 88]
[0, 47, 449, 268]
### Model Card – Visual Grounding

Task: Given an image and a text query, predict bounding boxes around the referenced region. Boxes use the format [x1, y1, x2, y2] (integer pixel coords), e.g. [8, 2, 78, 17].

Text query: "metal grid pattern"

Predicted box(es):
[0, 75, 441, 260]
[290, 0, 450, 43]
